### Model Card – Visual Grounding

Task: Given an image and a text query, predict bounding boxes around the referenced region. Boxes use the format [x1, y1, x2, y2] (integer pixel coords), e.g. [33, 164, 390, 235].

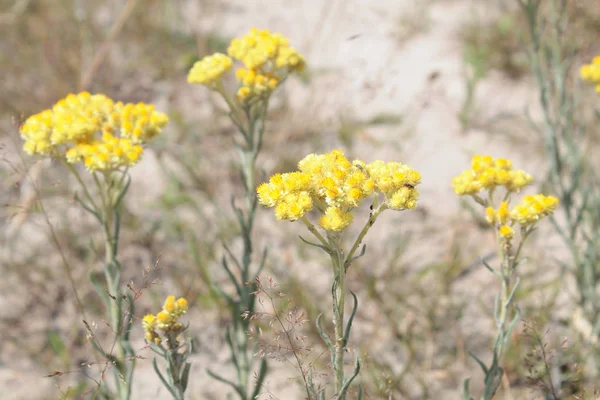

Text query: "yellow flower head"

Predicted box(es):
[189, 28, 304, 104]
[319, 207, 354, 232]
[20, 92, 167, 171]
[188, 53, 233, 87]
[511, 194, 559, 226]
[258, 149, 420, 232]
[498, 225, 514, 239]
[175, 297, 188, 315]
[485, 206, 496, 225]
[452, 155, 532, 195]
[142, 314, 157, 332]
[163, 295, 176, 312]
[228, 28, 304, 72]
[580, 56, 600, 91]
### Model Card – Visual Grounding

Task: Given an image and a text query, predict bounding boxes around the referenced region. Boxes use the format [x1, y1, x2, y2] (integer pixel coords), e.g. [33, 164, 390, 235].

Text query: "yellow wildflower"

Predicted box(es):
[497, 201, 510, 225]
[319, 207, 354, 232]
[175, 298, 188, 315]
[485, 207, 496, 224]
[498, 225, 514, 239]
[163, 296, 176, 312]
[142, 314, 157, 331]
[511, 194, 558, 226]
[258, 149, 420, 231]
[187, 53, 233, 87]
[452, 155, 532, 195]
[580, 56, 600, 91]
[20, 92, 167, 171]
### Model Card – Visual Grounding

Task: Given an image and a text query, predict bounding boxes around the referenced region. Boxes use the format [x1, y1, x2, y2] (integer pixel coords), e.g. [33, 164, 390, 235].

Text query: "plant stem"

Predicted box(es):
[328, 232, 346, 395]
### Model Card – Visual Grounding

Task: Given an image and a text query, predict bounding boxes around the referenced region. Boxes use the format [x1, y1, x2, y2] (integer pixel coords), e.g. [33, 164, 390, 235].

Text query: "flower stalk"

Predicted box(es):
[257, 150, 421, 398]
[454, 155, 558, 400]
[19, 92, 168, 399]
[187, 28, 306, 399]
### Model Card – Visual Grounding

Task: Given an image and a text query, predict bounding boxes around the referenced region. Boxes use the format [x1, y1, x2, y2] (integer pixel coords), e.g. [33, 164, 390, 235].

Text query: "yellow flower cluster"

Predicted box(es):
[257, 149, 420, 232]
[20, 92, 168, 171]
[187, 53, 233, 87]
[188, 28, 305, 103]
[510, 194, 559, 226]
[452, 155, 532, 195]
[580, 56, 600, 92]
[142, 296, 188, 345]
[455, 155, 558, 239]
[484, 194, 558, 239]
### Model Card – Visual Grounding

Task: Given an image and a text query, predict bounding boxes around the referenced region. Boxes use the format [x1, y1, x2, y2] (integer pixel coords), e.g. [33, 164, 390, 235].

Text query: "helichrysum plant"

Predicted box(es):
[187, 28, 304, 399]
[257, 149, 421, 399]
[143, 296, 191, 400]
[519, 0, 600, 376]
[19, 92, 168, 399]
[453, 155, 558, 400]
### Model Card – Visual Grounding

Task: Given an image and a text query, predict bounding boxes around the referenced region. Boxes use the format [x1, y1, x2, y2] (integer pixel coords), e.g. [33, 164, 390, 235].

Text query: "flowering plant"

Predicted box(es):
[143, 296, 191, 400]
[187, 28, 305, 399]
[454, 155, 558, 399]
[20, 92, 168, 400]
[258, 149, 420, 399]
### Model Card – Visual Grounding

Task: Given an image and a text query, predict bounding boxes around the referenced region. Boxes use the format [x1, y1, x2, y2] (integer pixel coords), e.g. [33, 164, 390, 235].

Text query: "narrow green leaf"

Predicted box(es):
[342, 291, 358, 349]
[468, 350, 489, 375]
[462, 378, 473, 400]
[153, 358, 179, 399]
[336, 357, 360, 399]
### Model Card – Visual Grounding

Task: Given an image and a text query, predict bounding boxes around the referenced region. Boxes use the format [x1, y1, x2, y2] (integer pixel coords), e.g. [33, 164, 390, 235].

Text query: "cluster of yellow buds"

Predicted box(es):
[142, 296, 188, 345]
[484, 194, 558, 240]
[257, 149, 420, 232]
[580, 56, 600, 92]
[188, 28, 305, 103]
[452, 155, 533, 195]
[20, 92, 168, 172]
[454, 155, 558, 240]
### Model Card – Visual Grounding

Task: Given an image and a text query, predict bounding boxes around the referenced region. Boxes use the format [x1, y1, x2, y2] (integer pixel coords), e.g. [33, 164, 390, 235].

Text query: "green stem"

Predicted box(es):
[345, 204, 387, 270]
[328, 233, 346, 396]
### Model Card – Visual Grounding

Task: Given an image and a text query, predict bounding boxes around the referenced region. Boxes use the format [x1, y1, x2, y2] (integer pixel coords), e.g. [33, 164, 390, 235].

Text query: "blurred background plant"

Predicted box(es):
[143, 295, 192, 400]
[517, 0, 600, 379]
[452, 155, 558, 399]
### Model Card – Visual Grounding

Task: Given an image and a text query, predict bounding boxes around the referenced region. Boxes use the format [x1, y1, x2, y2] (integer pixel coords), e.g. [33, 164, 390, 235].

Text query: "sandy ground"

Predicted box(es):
[0, 0, 566, 399]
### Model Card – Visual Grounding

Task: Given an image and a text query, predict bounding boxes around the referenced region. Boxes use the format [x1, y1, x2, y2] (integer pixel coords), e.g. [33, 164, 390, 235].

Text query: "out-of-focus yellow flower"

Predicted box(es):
[163, 296, 176, 313]
[511, 194, 559, 226]
[497, 201, 510, 225]
[319, 207, 353, 232]
[498, 225, 514, 239]
[20, 92, 168, 172]
[189, 28, 305, 103]
[187, 53, 233, 87]
[228, 28, 305, 72]
[143, 295, 189, 340]
[176, 298, 188, 314]
[580, 56, 600, 92]
[485, 206, 496, 224]
[257, 149, 420, 231]
[142, 314, 157, 331]
[452, 155, 532, 195]
[235, 68, 279, 102]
